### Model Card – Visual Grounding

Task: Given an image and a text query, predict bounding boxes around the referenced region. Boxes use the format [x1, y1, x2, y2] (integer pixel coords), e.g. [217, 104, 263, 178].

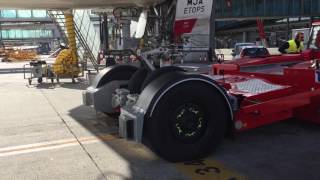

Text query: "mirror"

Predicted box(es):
[231, 50, 236, 56]
[135, 10, 148, 38]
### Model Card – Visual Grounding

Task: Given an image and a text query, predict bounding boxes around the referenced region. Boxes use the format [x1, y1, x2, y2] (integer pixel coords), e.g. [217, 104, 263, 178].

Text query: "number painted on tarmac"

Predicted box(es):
[175, 159, 247, 180]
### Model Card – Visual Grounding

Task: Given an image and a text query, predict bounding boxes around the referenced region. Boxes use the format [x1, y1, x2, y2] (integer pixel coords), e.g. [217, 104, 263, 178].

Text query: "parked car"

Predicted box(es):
[37, 42, 51, 55]
[231, 42, 256, 58]
[233, 45, 270, 59]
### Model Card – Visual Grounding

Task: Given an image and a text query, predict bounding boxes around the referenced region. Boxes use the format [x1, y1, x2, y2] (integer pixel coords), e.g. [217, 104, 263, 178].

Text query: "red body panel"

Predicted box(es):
[212, 49, 320, 131]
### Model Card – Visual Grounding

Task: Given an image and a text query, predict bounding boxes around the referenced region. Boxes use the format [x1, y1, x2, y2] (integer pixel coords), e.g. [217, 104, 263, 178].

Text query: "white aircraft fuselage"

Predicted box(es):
[0, 0, 165, 9]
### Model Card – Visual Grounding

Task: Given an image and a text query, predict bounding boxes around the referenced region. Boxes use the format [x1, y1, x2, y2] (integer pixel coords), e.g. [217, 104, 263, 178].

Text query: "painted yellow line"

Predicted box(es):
[0, 134, 119, 157]
[175, 159, 248, 180]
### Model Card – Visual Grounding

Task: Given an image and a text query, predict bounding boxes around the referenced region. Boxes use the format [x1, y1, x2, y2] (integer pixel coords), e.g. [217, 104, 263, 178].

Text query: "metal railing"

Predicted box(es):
[47, 10, 102, 71]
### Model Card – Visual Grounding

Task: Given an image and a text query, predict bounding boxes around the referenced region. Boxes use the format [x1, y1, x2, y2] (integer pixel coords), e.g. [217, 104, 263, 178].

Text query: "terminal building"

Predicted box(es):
[0, 9, 61, 47]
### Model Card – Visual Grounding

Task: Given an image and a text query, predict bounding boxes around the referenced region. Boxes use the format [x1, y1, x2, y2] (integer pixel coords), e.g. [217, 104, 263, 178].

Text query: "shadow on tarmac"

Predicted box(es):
[34, 79, 89, 90]
[68, 105, 184, 180]
[69, 104, 320, 180]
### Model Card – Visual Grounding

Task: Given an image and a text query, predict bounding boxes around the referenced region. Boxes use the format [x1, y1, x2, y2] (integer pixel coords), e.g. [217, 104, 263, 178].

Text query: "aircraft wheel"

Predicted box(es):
[146, 81, 228, 162]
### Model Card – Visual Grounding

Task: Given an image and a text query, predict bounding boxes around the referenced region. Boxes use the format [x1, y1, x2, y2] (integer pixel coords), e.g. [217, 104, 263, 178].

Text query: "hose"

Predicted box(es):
[64, 13, 78, 64]
[53, 12, 79, 76]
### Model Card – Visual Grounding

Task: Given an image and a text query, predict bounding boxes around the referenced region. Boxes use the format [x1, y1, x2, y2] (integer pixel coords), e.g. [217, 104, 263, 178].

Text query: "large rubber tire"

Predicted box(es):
[128, 68, 149, 94]
[145, 81, 228, 162]
[98, 65, 139, 118]
[141, 66, 185, 92]
[96, 65, 138, 88]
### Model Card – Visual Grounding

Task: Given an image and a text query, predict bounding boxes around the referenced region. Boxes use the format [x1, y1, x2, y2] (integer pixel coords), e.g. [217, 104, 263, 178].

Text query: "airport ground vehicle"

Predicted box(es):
[83, 47, 320, 162]
[82, 13, 320, 163]
[4, 0, 320, 162]
[23, 60, 55, 85]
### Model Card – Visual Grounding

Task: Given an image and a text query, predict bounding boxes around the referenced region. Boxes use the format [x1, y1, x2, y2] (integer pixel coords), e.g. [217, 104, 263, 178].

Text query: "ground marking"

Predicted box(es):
[0, 134, 119, 157]
[175, 159, 248, 180]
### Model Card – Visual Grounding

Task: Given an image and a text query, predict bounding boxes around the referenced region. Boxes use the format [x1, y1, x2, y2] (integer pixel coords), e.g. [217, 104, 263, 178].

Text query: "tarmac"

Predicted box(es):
[1, 62, 320, 180]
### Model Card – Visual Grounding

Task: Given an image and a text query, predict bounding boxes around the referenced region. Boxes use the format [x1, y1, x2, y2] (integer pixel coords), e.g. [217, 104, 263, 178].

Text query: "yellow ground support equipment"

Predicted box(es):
[53, 12, 79, 76]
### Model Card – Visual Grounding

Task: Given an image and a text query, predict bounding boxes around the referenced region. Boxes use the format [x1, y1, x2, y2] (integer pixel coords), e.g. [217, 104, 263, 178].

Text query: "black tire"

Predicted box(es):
[28, 78, 32, 85]
[37, 77, 43, 84]
[141, 66, 185, 91]
[48, 69, 54, 78]
[96, 65, 138, 88]
[96, 65, 139, 117]
[145, 81, 229, 162]
[128, 68, 149, 94]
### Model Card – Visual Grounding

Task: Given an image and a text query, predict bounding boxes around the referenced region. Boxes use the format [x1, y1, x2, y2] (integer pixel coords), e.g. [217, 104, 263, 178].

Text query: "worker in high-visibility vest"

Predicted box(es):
[279, 32, 304, 54]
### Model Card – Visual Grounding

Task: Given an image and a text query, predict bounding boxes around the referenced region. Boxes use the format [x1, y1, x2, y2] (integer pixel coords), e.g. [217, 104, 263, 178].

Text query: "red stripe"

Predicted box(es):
[257, 18, 266, 38]
[174, 19, 198, 36]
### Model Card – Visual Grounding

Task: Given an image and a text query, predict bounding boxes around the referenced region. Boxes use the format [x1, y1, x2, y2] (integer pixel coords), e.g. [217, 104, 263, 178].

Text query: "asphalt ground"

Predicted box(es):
[1, 67, 320, 180]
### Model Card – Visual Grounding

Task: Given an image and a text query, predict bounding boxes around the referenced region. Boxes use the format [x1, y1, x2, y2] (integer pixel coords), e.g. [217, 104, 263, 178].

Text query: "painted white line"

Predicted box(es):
[0, 134, 119, 157]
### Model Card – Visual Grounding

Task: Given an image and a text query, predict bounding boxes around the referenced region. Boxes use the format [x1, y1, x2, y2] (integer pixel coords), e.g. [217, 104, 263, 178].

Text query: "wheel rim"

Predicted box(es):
[171, 102, 207, 143]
